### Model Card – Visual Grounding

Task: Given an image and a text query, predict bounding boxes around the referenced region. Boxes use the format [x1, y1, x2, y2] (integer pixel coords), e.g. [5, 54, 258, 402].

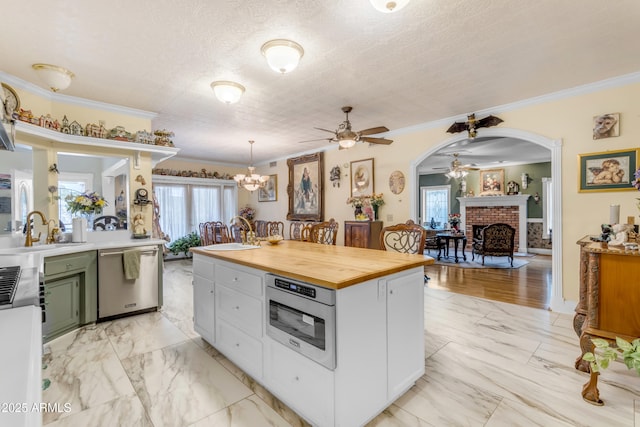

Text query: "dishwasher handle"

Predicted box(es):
[99, 248, 158, 257]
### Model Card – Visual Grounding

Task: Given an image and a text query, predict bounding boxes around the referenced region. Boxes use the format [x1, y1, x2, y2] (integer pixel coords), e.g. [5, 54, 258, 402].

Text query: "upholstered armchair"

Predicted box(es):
[471, 223, 516, 267]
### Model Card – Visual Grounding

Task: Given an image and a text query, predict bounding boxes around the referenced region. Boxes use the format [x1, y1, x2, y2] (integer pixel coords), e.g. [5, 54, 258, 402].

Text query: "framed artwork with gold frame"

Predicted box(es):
[287, 152, 324, 221]
[350, 158, 374, 197]
[578, 148, 638, 192]
[479, 169, 504, 195]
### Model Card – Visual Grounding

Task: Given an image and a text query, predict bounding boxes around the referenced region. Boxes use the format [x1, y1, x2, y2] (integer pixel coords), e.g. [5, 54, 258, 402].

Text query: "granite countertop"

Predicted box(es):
[191, 240, 433, 289]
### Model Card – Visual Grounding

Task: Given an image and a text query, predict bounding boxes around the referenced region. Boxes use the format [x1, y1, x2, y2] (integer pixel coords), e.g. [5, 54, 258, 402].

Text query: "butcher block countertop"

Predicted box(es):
[191, 240, 434, 289]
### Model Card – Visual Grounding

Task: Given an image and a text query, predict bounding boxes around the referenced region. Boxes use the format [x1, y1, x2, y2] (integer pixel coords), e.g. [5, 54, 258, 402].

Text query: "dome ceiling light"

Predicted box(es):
[210, 81, 245, 104]
[260, 39, 304, 74]
[369, 0, 411, 13]
[32, 63, 75, 92]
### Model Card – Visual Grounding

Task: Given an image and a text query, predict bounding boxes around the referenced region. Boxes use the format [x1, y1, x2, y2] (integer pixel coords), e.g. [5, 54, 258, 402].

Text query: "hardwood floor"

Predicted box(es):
[424, 253, 553, 310]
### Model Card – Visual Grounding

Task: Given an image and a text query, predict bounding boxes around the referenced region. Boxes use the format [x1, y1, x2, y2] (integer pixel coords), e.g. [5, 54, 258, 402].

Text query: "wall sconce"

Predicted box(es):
[521, 172, 529, 189]
[534, 192, 540, 204]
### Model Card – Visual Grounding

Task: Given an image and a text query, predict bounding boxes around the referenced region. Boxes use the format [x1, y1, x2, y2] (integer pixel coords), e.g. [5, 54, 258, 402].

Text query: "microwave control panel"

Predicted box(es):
[273, 278, 316, 299]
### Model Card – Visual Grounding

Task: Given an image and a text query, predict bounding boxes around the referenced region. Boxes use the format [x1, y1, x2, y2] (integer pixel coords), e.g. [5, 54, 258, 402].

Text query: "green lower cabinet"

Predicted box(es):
[43, 275, 80, 341]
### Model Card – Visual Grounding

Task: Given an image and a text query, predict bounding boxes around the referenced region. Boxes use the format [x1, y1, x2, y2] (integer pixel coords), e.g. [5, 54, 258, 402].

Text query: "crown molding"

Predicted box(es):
[0, 71, 157, 120]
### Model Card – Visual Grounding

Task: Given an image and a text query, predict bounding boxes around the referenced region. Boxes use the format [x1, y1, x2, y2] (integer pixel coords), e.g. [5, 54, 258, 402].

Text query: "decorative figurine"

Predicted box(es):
[133, 213, 146, 236]
[153, 129, 175, 147]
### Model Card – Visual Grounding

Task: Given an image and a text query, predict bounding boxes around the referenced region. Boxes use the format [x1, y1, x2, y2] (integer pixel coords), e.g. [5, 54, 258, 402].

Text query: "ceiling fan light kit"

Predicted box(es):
[302, 106, 392, 149]
[210, 81, 245, 104]
[32, 63, 75, 92]
[369, 0, 411, 13]
[234, 140, 270, 191]
[261, 39, 304, 74]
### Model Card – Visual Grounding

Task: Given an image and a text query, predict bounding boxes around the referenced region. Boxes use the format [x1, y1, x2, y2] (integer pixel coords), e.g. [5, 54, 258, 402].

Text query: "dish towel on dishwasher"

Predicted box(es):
[123, 249, 141, 280]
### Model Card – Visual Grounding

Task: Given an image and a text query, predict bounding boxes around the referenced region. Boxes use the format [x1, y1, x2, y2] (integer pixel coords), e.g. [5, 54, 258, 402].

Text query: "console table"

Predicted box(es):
[574, 238, 640, 404]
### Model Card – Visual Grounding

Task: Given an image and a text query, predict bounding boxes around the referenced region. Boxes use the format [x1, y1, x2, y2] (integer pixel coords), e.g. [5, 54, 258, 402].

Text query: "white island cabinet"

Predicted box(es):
[191, 240, 432, 427]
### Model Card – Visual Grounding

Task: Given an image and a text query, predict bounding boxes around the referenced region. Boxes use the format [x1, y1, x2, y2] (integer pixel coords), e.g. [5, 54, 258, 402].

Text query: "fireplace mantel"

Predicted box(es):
[458, 195, 531, 253]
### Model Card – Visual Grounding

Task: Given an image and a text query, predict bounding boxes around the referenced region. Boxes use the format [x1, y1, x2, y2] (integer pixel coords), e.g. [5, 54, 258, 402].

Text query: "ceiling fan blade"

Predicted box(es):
[314, 127, 337, 134]
[360, 136, 393, 145]
[358, 126, 389, 136]
[298, 138, 334, 143]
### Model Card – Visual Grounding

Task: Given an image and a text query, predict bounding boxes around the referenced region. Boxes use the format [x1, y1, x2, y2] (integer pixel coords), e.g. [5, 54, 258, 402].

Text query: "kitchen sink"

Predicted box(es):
[202, 243, 261, 251]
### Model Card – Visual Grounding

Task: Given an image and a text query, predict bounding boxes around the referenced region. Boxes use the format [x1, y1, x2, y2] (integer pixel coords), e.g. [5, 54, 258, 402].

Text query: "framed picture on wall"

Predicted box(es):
[350, 158, 374, 197]
[578, 148, 638, 192]
[479, 169, 504, 195]
[593, 113, 620, 140]
[258, 174, 277, 202]
[287, 152, 324, 221]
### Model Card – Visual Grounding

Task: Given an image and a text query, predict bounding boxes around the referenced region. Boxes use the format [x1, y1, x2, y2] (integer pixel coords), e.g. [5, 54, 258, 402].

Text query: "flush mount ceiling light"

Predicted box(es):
[210, 81, 245, 104]
[32, 63, 75, 92]
[369, 0, 411, 13]
[234, 140, 270, 192]
[260, 39, 304, 74]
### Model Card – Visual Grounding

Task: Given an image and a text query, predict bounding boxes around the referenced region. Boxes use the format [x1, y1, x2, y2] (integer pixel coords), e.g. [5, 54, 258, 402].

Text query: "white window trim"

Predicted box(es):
[420, 184, 451, 227]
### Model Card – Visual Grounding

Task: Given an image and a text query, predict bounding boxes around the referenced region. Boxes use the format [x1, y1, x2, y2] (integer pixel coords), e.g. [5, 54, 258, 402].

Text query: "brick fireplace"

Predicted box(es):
[458, 195, 530, 253]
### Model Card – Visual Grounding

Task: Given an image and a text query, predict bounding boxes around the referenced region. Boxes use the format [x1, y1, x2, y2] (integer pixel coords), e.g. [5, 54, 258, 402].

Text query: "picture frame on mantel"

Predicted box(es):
[479, 169, 504, 196]
[578, 148, 638, 192]
[287, 152, 324, 221]
[258, 174, 277, 202]
[350, 158, 374, 197]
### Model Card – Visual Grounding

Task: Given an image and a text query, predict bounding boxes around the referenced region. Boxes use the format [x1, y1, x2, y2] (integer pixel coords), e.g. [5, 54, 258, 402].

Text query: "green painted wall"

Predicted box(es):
[419, 161, 551, 218]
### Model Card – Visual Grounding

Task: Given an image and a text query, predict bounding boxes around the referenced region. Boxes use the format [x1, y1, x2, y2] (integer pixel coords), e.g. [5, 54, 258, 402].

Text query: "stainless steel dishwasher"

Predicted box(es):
[97, 245, 159, 320]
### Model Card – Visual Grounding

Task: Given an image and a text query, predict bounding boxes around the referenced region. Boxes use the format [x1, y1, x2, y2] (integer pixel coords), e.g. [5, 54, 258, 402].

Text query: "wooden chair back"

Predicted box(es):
[379, 220, 426, 254]
[309, 218, 339, 245]
[254, 220, 268, 238]
[289, 221, 317, 241]
[199, 221, 230, 245]
[266, 221, 284, 237]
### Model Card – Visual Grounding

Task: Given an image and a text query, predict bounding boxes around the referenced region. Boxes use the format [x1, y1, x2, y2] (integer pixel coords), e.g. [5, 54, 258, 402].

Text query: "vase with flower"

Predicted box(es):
[65, 191, 107, 230]
[347, 196, 367, 220]
[370, 193, 385, 221]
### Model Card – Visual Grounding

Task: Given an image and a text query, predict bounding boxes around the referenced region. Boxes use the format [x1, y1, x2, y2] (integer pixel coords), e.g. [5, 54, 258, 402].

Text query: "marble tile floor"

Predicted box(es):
[42, 259, 639, 426]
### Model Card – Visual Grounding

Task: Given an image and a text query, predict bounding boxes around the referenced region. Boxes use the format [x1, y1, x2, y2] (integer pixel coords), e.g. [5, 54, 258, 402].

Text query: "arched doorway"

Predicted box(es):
[409, 128, 565, 312]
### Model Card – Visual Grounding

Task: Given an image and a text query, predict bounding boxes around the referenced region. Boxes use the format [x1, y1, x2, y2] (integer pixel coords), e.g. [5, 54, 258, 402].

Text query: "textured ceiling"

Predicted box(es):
[1, 0, 639, 166]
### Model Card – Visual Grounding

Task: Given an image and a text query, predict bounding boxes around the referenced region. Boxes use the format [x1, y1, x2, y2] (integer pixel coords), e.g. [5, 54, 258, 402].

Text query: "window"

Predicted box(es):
[153, 177, 237, 242]
[57, 172, 93, 231]
[420, 185, 450, 228]
[542, 177, 552, 238]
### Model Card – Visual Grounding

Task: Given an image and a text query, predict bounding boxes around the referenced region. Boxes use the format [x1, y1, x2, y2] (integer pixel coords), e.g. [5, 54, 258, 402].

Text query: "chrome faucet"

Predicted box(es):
[230, 216, 258, 246]
[24, 210, 48, 247]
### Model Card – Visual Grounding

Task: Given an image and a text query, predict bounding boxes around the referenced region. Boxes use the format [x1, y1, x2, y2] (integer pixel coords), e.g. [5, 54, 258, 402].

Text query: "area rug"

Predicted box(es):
[428, 250, 530, 269]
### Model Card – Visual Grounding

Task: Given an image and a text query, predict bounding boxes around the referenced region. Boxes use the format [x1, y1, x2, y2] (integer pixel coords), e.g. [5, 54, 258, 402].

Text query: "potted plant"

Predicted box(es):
[168, 231, 201, 257]
[581, 337, 640, 405]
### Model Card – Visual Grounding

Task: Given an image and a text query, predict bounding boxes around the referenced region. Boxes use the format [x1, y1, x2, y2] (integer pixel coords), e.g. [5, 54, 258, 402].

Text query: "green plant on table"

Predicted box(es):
[583, 337, 640, 375]
[168, 231, 201, 256]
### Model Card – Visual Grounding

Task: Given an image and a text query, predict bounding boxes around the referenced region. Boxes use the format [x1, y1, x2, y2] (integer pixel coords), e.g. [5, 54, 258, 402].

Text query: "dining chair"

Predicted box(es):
[380, 219, 429, 282]
[289, 221, 317, 241]
[266, 221, 284, 237]
[309, 218, 339, 245]
[199, 221, 230, 245]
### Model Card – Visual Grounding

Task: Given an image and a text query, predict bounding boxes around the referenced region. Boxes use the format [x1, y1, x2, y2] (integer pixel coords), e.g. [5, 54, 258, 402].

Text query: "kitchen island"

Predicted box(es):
[191, 240, 434, 427]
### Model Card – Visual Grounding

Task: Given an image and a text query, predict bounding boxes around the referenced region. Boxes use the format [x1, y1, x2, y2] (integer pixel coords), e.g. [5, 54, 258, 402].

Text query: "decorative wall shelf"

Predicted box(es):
[14, 121, 179, 166]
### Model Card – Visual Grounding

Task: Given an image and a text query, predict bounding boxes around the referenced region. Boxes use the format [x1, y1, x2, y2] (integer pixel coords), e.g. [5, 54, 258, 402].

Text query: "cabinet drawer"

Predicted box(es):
[215, 284, 262, 338]
[193, 255, 215, 278]
[215, 263, 262, 297]
[216, 319, 263, 379]
[267, 339, 334, 427]
[45, 252, 94, 276]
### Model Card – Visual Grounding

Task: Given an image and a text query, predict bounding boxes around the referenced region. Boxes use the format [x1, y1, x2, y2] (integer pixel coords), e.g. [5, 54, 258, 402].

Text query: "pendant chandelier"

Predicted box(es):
[234, 140, 270, 191]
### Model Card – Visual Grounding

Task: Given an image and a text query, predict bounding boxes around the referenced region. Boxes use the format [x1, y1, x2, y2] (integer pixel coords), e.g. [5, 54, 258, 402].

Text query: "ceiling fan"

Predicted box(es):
[433, 153, 479, 178]
[299, 106, 393, 149]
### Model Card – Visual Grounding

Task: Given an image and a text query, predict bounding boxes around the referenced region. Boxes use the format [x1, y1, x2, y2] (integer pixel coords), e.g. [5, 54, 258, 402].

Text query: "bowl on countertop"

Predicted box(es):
[266, 235, 284, 245]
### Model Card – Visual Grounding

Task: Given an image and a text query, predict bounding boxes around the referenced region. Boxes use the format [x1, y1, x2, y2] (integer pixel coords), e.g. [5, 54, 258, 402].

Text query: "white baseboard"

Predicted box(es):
[527, 248, 552, 255]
